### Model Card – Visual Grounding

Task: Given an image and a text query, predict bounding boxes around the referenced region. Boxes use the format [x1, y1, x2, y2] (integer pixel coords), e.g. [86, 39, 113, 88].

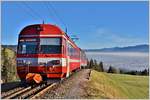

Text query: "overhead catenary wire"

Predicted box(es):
[19, 2, 39, 20]
[20, 1, 68, 33]
[43, 2, 59, 25]
[22, 2, 43, 20]
[47, 2, 67, 30]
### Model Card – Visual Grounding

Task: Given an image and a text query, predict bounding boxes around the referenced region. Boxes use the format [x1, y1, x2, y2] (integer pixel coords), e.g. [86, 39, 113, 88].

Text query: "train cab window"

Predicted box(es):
[39, 38, 61, 54]
[18, 42, 38, 54]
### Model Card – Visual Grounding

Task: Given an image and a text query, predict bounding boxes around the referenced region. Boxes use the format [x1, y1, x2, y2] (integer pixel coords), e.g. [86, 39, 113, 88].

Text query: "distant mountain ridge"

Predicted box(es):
[1, 45, 17, 52]
[1, 44, 149, 53]
[85, 44, 149, 52]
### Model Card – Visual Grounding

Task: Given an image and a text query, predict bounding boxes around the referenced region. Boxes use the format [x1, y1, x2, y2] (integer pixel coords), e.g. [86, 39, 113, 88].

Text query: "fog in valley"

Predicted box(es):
[86, 52, 149, 71]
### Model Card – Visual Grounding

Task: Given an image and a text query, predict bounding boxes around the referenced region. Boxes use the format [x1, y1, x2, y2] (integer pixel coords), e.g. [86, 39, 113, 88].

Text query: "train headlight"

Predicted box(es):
[38, 62, 46, 66]
[17, 60, 26, 66]
[17, 60, 23, 64]
[26, 61, 31, 65]
[51, 60, 61, 65]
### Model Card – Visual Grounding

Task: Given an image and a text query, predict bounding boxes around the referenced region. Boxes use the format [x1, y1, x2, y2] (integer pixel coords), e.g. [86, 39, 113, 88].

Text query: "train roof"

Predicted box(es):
[20, 24, 65, 35]
[19, 24, 81, 50]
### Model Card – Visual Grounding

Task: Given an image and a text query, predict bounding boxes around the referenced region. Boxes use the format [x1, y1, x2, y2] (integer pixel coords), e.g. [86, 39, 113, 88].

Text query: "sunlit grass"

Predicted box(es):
[85, 70, 149, 99]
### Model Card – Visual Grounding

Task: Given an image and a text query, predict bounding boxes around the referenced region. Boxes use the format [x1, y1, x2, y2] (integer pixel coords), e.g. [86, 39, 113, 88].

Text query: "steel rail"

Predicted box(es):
[30, 83, 57, 99]
[1, 87, 24, 98]
[2, 86, 31, 99]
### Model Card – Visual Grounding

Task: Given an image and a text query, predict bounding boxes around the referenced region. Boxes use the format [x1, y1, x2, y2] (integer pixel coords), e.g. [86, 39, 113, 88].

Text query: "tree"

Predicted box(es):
[98, 62, 104, 72]
[2, 48, 9, 82]
[89, 59, 94, 69]
[107, 66, 118, 73]
[86, 59, 90, 69]
[94, 59, 98, 70]
[1, 47, 18, 83]
[119, 68, 125, 74]
[141, 69, 149, 76]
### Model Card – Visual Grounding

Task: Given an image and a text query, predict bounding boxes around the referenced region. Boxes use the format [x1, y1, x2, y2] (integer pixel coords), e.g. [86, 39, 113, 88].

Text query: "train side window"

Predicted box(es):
[68, 43, 79, 58]
[68, 43, 72, 56]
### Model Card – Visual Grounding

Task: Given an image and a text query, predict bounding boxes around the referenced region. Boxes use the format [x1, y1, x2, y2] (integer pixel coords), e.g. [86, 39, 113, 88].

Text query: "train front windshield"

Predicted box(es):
[39, 38, 61, 54]
[18, 38, 61, 54]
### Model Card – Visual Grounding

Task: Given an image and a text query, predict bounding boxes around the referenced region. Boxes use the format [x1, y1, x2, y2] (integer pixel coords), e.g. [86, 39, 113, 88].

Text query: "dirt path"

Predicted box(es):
[40, 69, 91, 99]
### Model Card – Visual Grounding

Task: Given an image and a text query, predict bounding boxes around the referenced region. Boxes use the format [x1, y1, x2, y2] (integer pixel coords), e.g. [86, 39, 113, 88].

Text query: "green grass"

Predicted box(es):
[85, 70, 149, 99]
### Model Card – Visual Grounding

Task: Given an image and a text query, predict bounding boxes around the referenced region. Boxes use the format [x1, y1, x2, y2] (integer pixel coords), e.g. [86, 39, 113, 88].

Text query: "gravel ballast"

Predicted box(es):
[39, 69, 91, 99]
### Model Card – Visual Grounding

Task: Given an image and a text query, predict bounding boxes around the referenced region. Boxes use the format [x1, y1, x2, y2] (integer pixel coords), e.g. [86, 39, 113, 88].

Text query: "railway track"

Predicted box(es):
[1, 70, 83, 99]
[1, 87, 25, 98]
[1, 82, 57, 99]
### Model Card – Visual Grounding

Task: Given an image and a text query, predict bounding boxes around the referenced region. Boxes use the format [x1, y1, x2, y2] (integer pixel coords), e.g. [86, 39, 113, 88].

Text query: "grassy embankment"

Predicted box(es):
[85, 70, 149, 99]
[1, 47, 19, 83]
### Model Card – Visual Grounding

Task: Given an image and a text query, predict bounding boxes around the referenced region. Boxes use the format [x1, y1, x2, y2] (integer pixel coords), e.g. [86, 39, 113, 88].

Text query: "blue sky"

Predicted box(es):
[2, 1, 149, 49]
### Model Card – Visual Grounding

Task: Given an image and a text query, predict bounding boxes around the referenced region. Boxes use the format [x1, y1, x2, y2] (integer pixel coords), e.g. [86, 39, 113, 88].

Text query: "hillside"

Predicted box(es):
[1, 47, 19, 83]
[85, 44, 149, 52]
[85, 70, 149, 99]
[34, 69, 148, 99]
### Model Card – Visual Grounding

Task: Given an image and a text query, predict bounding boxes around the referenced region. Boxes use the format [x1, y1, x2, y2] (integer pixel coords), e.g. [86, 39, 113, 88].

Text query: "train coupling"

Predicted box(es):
[26, 73, 43, 84]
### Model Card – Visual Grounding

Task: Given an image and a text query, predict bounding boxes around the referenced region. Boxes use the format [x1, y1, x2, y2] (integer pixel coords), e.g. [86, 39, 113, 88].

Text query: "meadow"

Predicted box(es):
[85, 70, 149, 99]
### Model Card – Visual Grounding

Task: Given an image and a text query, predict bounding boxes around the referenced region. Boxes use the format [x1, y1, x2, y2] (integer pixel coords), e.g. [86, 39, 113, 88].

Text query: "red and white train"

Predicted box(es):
[17, 24, 87, 83]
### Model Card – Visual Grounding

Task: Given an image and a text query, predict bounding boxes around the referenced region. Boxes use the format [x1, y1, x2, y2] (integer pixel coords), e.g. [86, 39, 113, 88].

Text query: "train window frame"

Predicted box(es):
[68, 43, 79, 58]
[17, 41, 38, 54]
[39, 37, 62, 54]
[40, 38, 61, 45]
[17, 37, 62, 54]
